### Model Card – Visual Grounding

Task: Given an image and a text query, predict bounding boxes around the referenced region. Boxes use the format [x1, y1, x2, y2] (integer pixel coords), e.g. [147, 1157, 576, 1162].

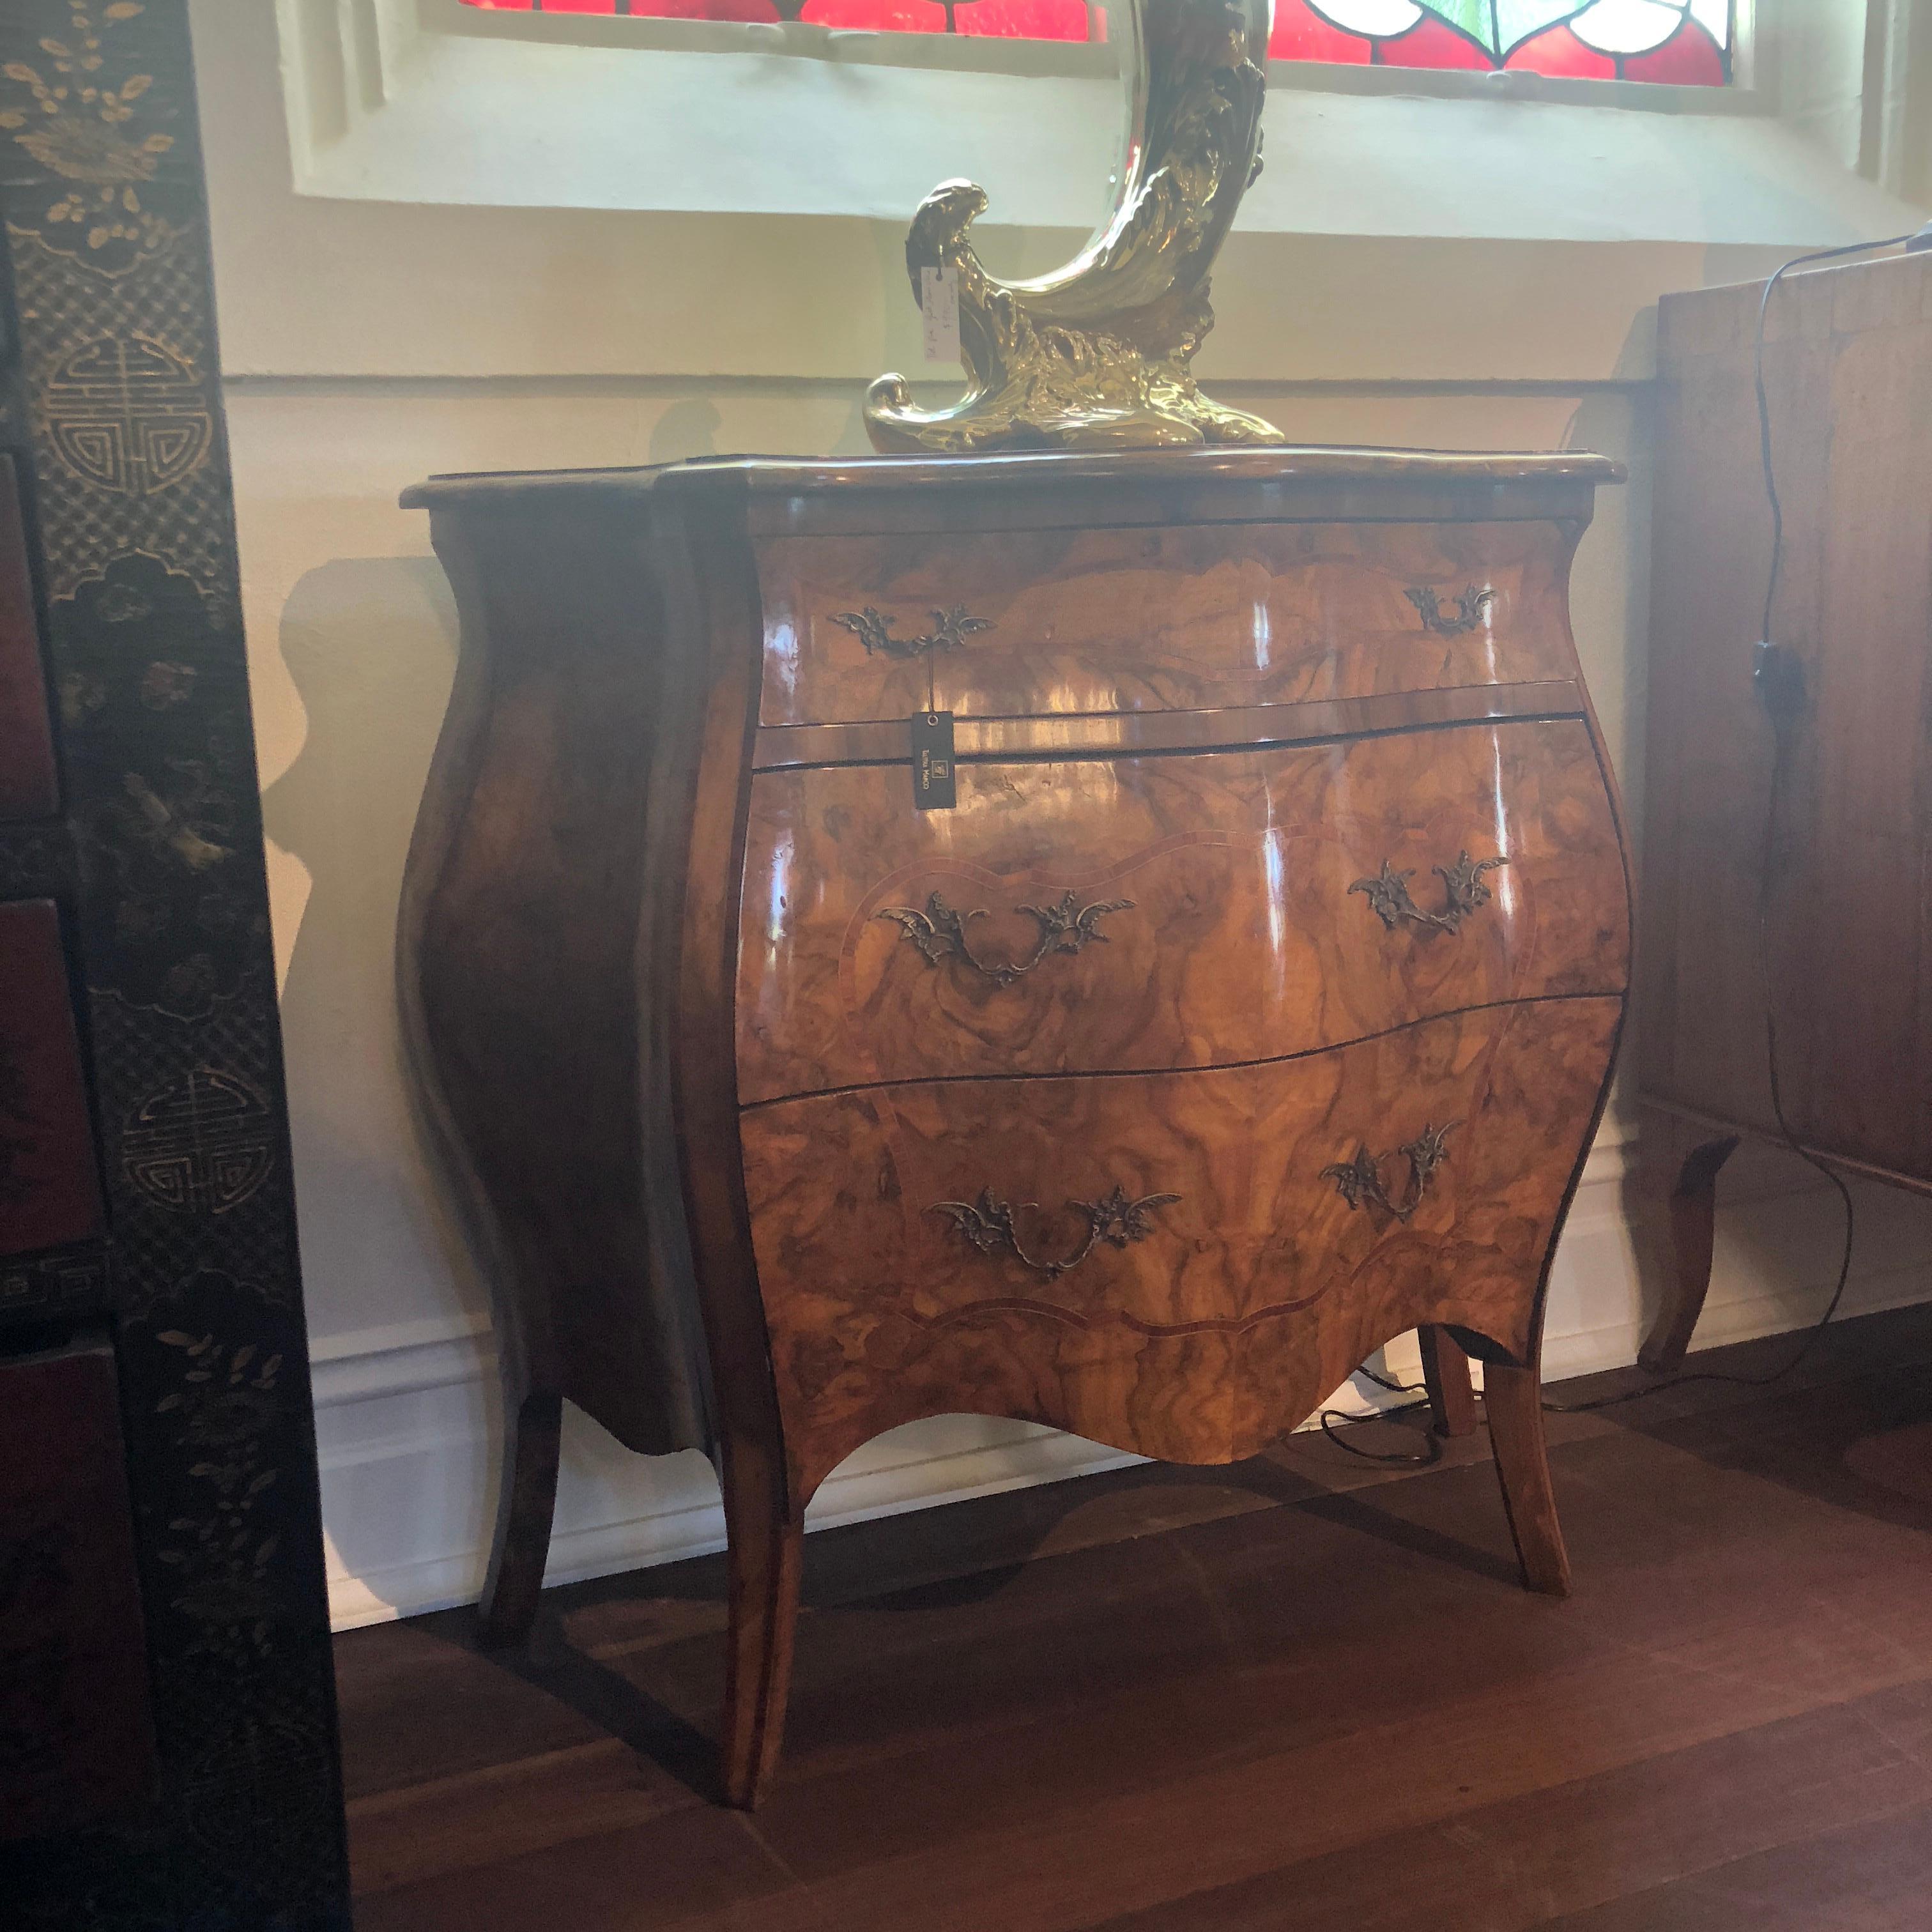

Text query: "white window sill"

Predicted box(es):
[205, 0, 1924, 383]
[273, 0, 1908, 249]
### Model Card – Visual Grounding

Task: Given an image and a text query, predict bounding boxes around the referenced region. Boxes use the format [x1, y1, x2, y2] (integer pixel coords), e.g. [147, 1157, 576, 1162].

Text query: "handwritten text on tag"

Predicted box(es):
[920, 264, 961, 365]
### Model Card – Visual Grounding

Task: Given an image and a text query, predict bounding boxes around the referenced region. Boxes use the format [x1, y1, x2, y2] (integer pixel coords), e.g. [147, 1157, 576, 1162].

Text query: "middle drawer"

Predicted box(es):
[735, 716, 1628, 1104]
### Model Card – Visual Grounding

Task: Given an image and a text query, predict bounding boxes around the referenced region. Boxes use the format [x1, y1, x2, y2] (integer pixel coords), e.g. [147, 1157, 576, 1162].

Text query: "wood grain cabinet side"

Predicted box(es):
[1636, 250, 1932, 1367]
[400, 447, 1630, 1809]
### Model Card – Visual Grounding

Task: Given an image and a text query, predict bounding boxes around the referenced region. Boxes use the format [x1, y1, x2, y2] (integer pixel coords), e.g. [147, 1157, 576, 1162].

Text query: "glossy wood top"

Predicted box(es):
[401, 445, 1625, 509]
[737, 717, 1629, 1105]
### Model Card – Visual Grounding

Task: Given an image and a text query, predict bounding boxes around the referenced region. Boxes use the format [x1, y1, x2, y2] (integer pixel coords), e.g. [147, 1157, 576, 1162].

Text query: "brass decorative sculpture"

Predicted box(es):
[864, 0, 1282, 454]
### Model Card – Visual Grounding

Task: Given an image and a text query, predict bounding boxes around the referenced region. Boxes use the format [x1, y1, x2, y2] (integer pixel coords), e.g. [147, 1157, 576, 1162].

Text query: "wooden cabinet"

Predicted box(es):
[1637, 250, 1932, 1368]
[401, 446, 1631, 1806]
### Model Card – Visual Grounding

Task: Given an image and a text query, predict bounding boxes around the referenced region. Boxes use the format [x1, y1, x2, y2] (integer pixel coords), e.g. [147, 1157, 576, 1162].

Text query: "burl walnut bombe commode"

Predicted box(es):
[399, 446, 1631, 1806]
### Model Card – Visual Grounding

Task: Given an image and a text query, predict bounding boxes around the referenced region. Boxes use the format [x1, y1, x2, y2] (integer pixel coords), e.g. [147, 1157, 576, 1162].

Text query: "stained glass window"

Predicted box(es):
[458, 0, 1733, 83]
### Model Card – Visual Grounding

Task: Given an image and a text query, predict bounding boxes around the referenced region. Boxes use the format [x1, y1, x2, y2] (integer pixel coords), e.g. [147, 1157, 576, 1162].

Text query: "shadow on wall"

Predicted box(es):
[262, 555, 483, 1346]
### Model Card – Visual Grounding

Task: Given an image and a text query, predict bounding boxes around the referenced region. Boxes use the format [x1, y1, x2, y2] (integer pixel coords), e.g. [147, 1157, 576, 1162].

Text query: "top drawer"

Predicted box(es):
[756, 519, 1580, 726]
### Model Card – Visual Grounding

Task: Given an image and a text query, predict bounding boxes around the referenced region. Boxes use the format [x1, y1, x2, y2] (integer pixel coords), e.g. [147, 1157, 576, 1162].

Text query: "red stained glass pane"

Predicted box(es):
[797, 0, 947, 25]
[1622, 20, 1725, 84]
[1504, 24, 1615, 78]
[1269, 0, 1370, 64]
[1377, 16, 1489, 70]
[957, 0, 1089, 40]
[629, 0, 781, 14]
[456, 0, 1728, 75]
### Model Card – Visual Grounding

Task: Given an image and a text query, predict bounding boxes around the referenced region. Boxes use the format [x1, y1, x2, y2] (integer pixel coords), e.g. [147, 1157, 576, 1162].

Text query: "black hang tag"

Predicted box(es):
[910, 710, 957, 811]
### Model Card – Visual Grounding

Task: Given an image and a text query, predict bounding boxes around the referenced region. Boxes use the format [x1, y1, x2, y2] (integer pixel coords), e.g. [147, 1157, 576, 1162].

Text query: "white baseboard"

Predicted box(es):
[314, 1139, 1932, 1631]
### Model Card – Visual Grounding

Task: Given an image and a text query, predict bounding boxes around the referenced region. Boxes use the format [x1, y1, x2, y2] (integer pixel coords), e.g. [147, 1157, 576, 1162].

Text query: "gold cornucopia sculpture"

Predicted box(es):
[865, 0, 1282, 454]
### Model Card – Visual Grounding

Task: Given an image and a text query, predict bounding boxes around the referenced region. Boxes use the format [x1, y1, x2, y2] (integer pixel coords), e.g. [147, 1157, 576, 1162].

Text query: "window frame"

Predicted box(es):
[427, 0, 1758, 97]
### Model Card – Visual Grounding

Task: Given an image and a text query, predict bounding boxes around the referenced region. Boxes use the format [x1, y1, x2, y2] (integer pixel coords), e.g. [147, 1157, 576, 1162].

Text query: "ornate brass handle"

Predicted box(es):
[1351, 852, 1506, 935]
[877, 888, 1134, 988]
[1322, 1123, 1459, 1224]
[930, 1184, 1181, 1279]
[831, 605, 993, 659]
[1406, 585, 1494, 636]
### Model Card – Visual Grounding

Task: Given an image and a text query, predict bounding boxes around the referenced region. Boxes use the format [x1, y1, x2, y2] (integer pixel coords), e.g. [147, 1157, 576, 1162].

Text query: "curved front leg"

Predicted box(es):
[719, 1443, 803, 1810]
[1483, 1361, 1570, 1597]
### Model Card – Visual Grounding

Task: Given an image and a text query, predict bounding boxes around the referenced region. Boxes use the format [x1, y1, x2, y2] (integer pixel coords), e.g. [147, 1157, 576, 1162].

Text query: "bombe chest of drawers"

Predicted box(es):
[400, 446, 1630, 1806]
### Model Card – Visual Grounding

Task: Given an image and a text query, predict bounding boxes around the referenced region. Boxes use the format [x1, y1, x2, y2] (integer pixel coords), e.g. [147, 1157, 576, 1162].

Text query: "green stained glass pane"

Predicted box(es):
[1414, 0, 1591, 59]
[1416, 0, 1501, 55]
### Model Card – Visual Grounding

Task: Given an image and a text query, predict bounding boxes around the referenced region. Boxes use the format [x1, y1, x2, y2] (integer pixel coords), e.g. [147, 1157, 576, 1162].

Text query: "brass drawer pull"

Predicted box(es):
[1351, 852, 1506, 935]
[1322, 1123, 1459, 1224]
[877, 888, 1133, 988]
[930, 1184, 1181, 1280]
[831, 604, 993, 659]
[1406, 585, 1494, 636]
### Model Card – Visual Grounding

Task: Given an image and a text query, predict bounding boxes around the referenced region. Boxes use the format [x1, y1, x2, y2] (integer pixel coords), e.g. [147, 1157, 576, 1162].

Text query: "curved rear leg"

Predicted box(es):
[1418, 1325, 1478, 1438]
[1483, 1361, 1570, 1597]
[478, 1386, 564, 1647]
[1639, 1134, 1741, 1374]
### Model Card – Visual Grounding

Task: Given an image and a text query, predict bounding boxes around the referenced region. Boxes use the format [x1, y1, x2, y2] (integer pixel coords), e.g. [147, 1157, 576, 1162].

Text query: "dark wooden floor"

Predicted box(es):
[337, 1308, 1932, 1930]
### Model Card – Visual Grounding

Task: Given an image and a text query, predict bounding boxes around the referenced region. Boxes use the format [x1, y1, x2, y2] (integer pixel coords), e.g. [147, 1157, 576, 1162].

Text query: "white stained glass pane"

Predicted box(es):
[1688, 0, 1730, 43]
[1312, 0, 1425, 31]
[1569, 0, 1688, 56]
[1492, 0, 1591, 54]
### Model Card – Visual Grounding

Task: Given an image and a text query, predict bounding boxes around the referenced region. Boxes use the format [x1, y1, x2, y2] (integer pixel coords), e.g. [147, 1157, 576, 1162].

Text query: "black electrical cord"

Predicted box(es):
[1327, 233, 1916, 1450]
[1318, 1396, 1443, 1466]
[1354, 1363, 1420, 1397]
[1314, 1362, 1441, 1464]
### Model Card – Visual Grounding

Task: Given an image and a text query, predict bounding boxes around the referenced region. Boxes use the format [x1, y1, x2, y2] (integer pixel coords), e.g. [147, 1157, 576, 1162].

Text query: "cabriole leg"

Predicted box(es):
[719, 1453, 803, 1810]
[1483, 1361, 1571, 1598]
[1418, 1324, 1478, 1438]
[477, 1387, 563, 1647]
[1639, 1134, 1741, 1374]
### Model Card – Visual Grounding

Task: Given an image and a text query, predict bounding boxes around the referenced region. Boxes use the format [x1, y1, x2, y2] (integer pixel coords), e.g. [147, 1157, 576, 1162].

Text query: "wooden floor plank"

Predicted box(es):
[1535, 1797, 1932, 1929]
[335, 1307, 1932, 1931]
[1087, 1686, 1932, 1929]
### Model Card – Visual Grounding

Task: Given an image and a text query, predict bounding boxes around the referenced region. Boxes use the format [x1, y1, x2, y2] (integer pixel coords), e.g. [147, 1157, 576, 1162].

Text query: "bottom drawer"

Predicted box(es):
[742, 996, 1621, 1498]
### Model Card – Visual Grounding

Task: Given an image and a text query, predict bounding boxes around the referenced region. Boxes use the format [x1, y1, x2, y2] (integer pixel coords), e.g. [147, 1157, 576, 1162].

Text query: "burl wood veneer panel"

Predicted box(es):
[756, 521, 1581, 727]
[738, 719, 1628, 1103]
[0, 898, 102, 1257]
[0, 452, 57, 820]
[742, 995, 1621, 1499]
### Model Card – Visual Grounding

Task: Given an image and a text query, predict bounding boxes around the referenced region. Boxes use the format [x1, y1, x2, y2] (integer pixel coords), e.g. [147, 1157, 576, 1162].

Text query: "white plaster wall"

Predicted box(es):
[190, 2, 1932, 1627]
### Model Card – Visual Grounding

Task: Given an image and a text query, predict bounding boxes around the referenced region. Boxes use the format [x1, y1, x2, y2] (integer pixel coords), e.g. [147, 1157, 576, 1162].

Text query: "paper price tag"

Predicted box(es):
[920, 264, 961, 365]
[910, 710, 956, 811]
